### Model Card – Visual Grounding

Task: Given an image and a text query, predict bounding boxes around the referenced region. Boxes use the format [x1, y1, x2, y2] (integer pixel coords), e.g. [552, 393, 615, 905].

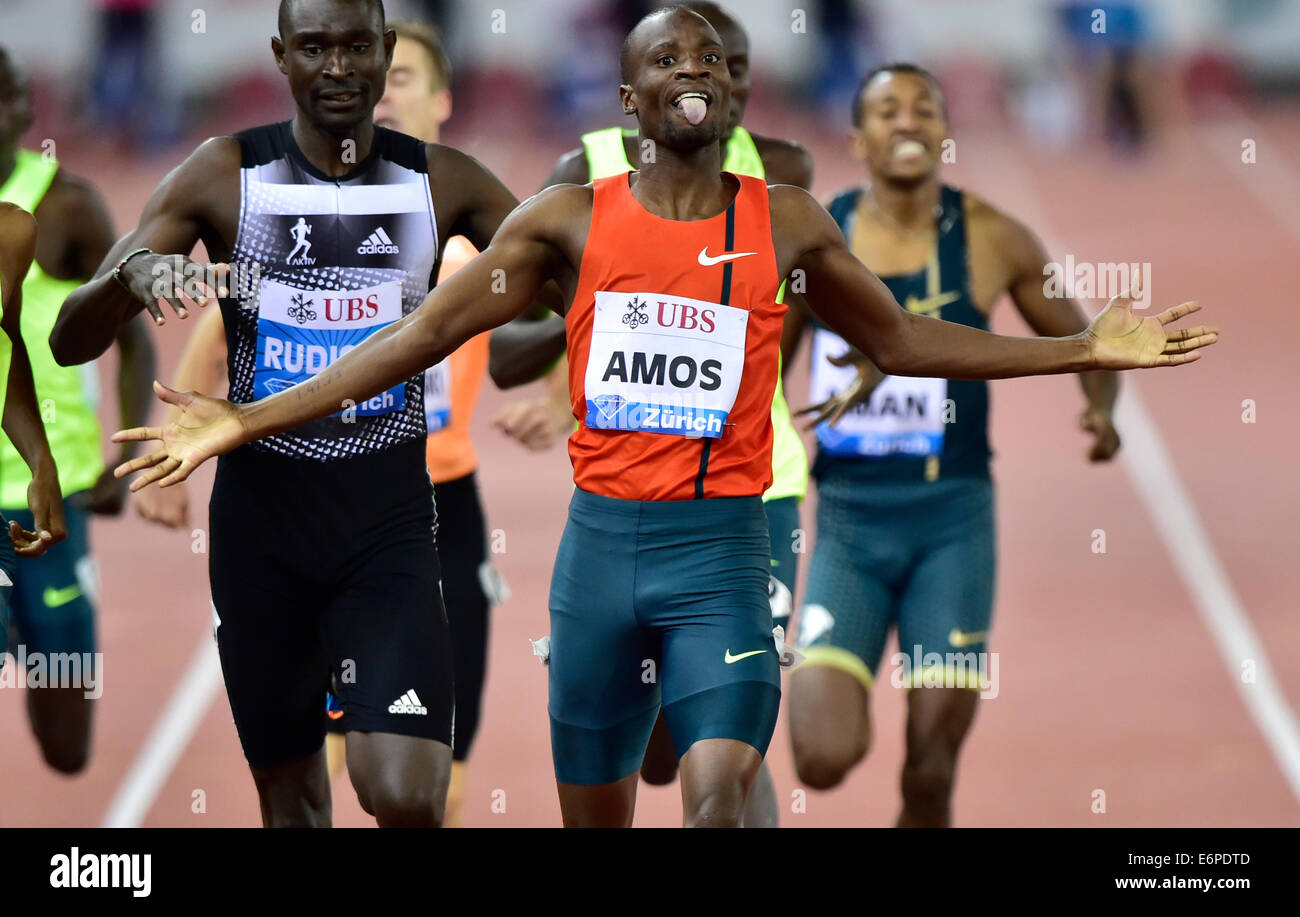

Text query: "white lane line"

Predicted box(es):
[966, 133, 1300, 803]
[1115, 390, 1300, 801]
[100, 627, 223, 828]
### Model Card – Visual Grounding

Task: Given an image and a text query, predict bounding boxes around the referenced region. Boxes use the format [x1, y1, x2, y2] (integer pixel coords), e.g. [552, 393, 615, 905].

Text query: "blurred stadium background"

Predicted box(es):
[0, 0, 1297, 827]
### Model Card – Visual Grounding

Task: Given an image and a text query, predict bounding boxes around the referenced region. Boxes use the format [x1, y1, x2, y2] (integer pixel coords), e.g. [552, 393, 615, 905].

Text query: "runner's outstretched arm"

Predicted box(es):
[775, 186, 1217, 380]
[112, 186, 582, 490]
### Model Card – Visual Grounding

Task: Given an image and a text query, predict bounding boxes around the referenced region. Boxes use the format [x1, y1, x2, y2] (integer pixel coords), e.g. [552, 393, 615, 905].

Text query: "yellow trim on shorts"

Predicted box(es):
[797, 645, 874, 692]
[903, 664, 989, 692]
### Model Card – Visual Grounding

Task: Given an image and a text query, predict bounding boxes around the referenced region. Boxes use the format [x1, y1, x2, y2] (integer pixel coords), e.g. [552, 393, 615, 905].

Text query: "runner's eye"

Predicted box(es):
[351, 44, 370, 54]
[657, 56, 674, 67]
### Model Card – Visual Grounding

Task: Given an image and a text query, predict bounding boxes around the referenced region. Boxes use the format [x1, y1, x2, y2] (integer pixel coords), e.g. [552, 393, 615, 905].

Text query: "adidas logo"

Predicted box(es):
[358, 226, 399, 255]
[387, 689, 427, 715]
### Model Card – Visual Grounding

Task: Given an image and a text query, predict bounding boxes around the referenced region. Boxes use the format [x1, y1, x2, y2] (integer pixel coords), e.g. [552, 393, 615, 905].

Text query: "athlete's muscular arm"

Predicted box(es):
[990, 206, 1121, 461]
[113, 186, 589, 489]
[0, 205, 65, 554]
[772, 185, 1215, 380]
[486, 149, 588, 388]
[50, 137, 239, 366]
[41, 173, 160, 513]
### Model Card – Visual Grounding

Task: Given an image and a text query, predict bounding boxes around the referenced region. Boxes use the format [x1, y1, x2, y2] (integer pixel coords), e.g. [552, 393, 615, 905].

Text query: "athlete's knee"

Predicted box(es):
[899, 733, 962, 817]
[40, 738, 91, 775]
[352, 768, 445, 828]
[788, 666, 871, 789]
[683, 781, 749, 828]
[793, 739, 866, 791]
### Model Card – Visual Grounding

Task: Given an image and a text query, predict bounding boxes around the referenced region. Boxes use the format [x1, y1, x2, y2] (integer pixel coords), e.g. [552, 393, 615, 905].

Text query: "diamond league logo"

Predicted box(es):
[622, 295, 649, 328]
[593, 394, 626, 419]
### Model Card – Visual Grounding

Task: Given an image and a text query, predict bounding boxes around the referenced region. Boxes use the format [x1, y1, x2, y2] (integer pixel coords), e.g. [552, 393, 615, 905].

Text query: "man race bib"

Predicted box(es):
[810, 328, 947, 457]
[254, 278, 405, 417]
[584, 290, 748, 439]
[423, 359, 452, 433]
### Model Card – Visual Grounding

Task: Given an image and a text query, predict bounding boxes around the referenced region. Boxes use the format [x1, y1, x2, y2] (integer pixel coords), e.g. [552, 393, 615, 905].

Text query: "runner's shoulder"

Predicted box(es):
[750, 133, 814, 189]
[544, 146, 591, 188]
[960, 190, 1043, 267]
[0, 202, 37, 247]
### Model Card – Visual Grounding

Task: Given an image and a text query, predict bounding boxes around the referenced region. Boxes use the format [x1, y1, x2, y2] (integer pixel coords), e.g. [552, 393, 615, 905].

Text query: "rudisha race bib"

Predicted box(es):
[584, 290, 748, 440]
[810, 328, 947, 457]
[423, 359, 452, 433]
[254, 278, 405, 417]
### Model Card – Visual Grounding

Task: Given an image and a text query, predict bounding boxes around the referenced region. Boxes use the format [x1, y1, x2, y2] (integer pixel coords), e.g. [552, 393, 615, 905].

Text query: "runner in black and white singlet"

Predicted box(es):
[51, 0, 529, 827]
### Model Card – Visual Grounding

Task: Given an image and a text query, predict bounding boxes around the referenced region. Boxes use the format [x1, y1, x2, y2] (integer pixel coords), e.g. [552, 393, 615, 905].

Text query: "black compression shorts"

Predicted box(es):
[210, 441, 454, 769]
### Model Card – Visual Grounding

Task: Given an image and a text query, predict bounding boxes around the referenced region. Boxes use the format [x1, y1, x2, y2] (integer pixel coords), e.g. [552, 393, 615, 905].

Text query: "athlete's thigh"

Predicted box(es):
[648, 500, 780, 761]
[796, 490, 900, 693]
[211, 554, 328, 770]
[895, 478, 996, 689]
[322, 524, 454, 749]
[548, 492, 659, 787]
[6, 499, 96, 660]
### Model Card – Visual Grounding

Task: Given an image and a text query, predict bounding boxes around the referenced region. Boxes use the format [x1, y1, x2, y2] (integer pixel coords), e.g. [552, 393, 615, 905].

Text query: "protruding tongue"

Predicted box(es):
[679, 97, 707, 125]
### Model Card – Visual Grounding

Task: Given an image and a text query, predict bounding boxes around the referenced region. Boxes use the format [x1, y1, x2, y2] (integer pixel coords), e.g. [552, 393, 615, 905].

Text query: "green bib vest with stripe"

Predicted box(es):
[0, 151, 104, 506]
[580, 125, 808, 501]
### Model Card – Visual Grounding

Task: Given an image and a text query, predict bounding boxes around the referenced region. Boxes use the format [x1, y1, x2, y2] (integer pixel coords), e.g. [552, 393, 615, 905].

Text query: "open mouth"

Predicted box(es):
[319, 90, 361, 107]
[671, 90, 710, 126]
[892, 138, 929, 159]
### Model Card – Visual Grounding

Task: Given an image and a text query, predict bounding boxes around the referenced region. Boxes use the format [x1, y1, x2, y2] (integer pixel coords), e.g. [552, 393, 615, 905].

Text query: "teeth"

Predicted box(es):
[894, 140, 926, 156]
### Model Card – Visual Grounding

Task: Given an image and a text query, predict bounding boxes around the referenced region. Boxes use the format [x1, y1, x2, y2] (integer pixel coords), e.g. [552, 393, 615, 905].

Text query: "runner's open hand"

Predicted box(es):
[1085, 269, 1217, 370]
[111, 382, 248, 490]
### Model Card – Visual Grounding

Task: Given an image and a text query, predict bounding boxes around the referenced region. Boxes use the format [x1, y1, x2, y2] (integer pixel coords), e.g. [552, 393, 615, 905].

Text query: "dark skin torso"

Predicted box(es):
[846, 190, 1048, 318]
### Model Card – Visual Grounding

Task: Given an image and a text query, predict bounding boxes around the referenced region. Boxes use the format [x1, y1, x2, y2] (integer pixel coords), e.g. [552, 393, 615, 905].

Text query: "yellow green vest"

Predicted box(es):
[0, 151, 104, 505]
[579, 126, 808, 501]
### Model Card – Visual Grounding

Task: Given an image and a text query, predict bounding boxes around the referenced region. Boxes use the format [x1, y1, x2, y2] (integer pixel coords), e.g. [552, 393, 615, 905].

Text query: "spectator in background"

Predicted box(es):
[89, 0, 162, 150]
[1059, 1, 1153, 154]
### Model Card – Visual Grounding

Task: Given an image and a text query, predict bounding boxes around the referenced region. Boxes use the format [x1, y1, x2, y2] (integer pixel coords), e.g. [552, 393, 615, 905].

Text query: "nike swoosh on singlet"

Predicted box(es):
[948, 628, 988, 648]
[904, 291, 962, 315]
[698, 247, 758, 266]
[724, 649, 768, 664]
[43, 584, 83, 608]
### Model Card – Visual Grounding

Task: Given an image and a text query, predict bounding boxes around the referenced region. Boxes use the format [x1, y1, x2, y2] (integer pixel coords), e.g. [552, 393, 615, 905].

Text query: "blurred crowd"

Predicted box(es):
[8, 0, 1296, 156]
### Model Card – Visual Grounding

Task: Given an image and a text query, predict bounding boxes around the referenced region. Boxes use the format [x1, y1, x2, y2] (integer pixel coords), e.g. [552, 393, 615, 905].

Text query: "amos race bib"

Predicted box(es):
[584, 290, 748, 439]
[254, 278, 405, 417]
[810, 328, 947, 458]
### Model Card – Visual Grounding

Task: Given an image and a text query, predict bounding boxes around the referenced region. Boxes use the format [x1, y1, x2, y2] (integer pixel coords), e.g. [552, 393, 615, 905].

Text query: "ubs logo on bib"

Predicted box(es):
[623, 296, 649, 328]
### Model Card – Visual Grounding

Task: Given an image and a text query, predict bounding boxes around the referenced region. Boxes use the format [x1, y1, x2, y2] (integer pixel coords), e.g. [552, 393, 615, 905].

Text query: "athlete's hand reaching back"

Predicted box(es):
[133, 480, 190, 528]
[111, 382, 247, 490]
[1079, 408, 1121, 462]
[797, 347, 886, 430]
[118, 252, 229, 326]
[1085, 273, 1217, 370]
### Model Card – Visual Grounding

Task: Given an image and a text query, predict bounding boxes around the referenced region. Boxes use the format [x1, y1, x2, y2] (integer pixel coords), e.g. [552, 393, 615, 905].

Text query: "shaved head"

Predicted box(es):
[278, 0, 385, 39]
[621, 5, 715, 83]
